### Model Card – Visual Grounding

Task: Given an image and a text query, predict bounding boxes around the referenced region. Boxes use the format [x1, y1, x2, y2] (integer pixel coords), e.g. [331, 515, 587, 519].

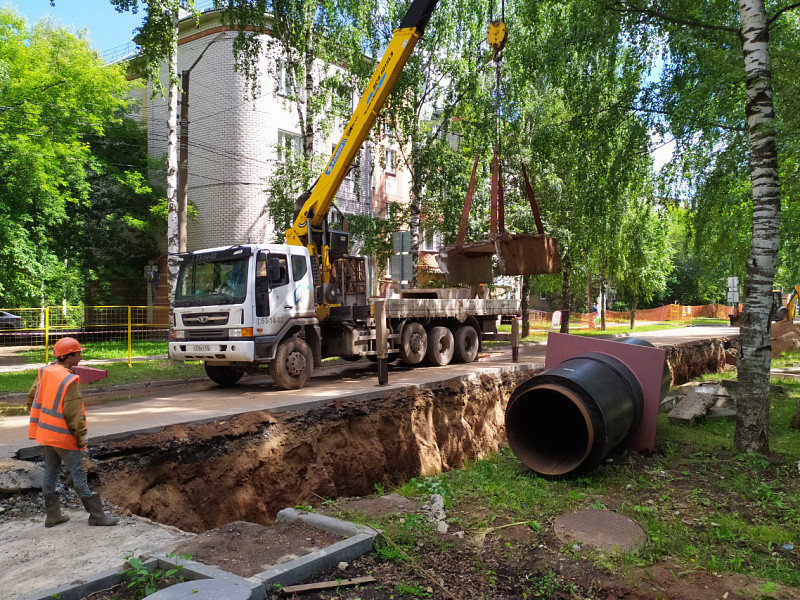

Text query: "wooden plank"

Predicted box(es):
[280, 576, 376, 594]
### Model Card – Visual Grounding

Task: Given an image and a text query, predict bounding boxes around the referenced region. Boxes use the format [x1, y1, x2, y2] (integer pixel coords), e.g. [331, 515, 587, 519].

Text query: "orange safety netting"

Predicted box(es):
[526, 303, 739, 328]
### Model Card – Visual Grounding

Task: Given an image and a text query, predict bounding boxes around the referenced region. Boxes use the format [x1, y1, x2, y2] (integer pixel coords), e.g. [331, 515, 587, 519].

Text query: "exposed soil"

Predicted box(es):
[93, 372, 526, 533]
[771, 321, 800, 357]
[172, 520, 344, 577]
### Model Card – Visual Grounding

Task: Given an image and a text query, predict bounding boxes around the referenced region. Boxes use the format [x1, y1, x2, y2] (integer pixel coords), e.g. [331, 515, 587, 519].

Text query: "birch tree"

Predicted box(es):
[611, 0, 798, 453]
[109, 0, 198, 302]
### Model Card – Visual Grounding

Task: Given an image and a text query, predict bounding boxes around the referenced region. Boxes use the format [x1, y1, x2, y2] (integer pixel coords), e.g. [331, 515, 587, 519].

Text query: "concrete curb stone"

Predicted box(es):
[14, 558, 160, 600]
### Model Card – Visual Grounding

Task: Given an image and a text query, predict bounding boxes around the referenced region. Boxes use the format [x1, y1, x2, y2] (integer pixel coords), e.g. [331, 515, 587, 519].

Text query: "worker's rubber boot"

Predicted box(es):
[43, 492, 70, 528]
[81, 493, 119, 526]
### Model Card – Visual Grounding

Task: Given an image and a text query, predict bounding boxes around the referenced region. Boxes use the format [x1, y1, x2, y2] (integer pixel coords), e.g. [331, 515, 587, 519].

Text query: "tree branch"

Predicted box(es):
[768, 2, 800, 27]
[626, 104, 745, 132]
[606, 1, 739, 34]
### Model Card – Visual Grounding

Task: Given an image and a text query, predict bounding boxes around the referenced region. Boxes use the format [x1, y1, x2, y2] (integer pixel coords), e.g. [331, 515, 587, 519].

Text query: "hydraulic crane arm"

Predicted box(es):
[285, 0, 439, 249]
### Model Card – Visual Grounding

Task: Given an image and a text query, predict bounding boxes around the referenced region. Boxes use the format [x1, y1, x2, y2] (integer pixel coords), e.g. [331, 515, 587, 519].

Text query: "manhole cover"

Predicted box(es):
[552, 509, 647, 553]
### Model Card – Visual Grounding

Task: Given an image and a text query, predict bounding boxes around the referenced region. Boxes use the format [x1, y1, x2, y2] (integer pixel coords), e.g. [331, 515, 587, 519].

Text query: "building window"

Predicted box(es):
[385, 149, 396, 175]
[420, 227, 442, 252]
[383, 120, 395, 140]
[278, 130, 301, 162]
[276, 59, 294, 96]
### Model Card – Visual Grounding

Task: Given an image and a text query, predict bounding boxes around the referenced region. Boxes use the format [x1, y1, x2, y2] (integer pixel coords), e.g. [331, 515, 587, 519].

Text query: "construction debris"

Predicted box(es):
[771, 321, 800, 357]
[279, 576, 376, 595]
[666, 383, 736, 426]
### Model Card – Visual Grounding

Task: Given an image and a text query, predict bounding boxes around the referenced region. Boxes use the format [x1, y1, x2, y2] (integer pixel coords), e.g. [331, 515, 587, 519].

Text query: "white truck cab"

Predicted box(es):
[169, 244, 317, 378]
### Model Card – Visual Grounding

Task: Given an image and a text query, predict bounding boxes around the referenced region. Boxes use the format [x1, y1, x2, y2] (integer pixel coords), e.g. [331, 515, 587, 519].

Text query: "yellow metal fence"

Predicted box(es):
[0, 305, 171, 367]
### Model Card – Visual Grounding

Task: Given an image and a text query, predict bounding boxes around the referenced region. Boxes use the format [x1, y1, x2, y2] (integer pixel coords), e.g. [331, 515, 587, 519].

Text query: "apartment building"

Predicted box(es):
[144, 8, 378, 251]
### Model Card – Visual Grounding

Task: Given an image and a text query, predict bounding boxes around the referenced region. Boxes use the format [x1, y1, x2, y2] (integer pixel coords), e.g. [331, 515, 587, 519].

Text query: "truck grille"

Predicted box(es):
[182, 312, 229, 326]
[186, 329, 227, 340]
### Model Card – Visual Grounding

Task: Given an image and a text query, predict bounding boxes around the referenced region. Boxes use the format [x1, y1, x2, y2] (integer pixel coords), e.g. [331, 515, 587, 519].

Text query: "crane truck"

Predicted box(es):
[168, 0, 520, 389]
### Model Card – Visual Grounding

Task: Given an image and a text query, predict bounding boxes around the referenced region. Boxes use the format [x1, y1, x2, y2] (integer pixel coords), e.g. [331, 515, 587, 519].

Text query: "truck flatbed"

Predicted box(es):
[383, 298, 520, 319]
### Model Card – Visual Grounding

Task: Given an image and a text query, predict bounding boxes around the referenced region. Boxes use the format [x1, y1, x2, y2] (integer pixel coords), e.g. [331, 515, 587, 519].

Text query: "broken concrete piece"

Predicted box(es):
[0, 458, 43, 493]
[668, 390, 715, 426]
[659, 395, 678, 413]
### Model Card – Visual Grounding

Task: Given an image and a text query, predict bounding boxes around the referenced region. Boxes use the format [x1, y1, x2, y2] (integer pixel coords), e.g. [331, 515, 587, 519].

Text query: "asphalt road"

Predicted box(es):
[0, 325, 738, 461]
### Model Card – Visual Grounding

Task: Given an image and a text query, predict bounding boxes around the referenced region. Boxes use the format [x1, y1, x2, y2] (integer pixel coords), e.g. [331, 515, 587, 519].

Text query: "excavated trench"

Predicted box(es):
[91, 337, 737, 534]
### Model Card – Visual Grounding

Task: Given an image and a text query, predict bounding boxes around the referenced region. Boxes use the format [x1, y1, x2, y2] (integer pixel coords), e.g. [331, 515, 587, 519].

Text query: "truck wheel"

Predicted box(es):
[776, 306, 789, 322]
[453, 325, 479, 363]
[269, 337, 312, 389]
[399, 321, 427, 365]
[204, 364, 244, 386]
[426, 326, 455, 366]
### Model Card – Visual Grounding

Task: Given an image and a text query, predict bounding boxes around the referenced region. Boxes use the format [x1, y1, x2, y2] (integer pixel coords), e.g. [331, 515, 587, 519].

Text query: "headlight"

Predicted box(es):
[229, 327, 253, 338]
[173, 329, 186, 340]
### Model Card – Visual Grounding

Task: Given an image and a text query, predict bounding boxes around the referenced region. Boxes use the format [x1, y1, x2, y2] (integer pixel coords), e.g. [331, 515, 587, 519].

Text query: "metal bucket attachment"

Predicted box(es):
[439, 247, 494, 285]
[497, 234, 561, 275]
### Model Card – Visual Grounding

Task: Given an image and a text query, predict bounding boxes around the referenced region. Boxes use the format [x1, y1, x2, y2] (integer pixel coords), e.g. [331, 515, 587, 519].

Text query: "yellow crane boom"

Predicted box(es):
[285, 0, 439, 265]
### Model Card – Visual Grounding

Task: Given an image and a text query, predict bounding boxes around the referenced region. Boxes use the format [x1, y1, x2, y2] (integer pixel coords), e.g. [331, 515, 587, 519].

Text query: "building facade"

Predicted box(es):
[145, 9, 377, 252]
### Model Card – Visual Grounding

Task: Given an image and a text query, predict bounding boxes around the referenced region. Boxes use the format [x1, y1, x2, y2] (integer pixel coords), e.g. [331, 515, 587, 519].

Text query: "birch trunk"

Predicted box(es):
[735, 0, 781, 454]
[409, 134, 421, 289]
[521, 275, 531, 337]
[559, 253, 571, 334]
[166, 11, 180, 304]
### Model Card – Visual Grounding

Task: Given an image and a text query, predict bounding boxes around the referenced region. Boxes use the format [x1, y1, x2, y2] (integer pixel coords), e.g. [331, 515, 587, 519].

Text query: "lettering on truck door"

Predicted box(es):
[289, 251, 314, 316]
[255, 251, 291, 334]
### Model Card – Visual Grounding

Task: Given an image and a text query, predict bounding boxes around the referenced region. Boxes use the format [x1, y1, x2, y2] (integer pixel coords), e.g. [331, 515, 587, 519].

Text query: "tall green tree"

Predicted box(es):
[614, 194, 672, 328]
[611, 0, 799, 453]
[509, 0, 653, 331]
[0, 9, 131, 306]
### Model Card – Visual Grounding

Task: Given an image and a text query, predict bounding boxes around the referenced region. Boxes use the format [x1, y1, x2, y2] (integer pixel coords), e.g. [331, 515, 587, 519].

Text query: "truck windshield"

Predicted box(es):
[175, 258, 249, 307]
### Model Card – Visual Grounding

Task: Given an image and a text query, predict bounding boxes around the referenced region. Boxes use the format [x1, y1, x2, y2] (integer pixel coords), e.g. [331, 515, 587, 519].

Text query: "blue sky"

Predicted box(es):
[6, 0, 142, 56]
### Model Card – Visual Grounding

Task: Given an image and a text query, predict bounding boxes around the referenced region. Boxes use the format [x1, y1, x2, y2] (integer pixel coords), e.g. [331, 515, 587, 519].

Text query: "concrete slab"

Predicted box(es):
[553, 509, 648, 553]
[2, 512, 194, 600]
[668, 390, 714, 426]
[144, 579, 252, 600]
[2, 357, 541, 461]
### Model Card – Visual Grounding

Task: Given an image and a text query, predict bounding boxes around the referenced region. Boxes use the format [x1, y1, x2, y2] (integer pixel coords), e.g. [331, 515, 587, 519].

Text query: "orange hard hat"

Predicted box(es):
[53, 337, 83, 358]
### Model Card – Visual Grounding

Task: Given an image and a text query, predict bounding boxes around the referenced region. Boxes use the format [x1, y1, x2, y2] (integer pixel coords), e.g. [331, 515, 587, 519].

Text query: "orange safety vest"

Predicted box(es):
[28, 364, 85, 451]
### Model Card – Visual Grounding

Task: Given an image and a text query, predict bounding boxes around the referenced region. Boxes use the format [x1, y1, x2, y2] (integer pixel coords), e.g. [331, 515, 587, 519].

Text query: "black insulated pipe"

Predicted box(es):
[505, 338, 665, 476]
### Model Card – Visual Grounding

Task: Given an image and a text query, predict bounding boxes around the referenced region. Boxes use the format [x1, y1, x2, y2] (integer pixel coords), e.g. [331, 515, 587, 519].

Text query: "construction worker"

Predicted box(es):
[27, 337, 118, 527]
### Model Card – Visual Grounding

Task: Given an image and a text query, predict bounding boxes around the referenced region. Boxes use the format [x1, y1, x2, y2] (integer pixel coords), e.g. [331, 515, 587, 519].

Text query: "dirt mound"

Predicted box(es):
[664, 337, 738, 386]
[171, 520, 342, 577]
[771, 321, 800, 357]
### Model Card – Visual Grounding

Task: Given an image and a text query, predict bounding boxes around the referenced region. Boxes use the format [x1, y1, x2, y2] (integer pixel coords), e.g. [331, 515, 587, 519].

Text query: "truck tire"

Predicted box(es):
[399, 321, 427, 365]
[426, 326, 455, 366]
[453, 325, 479, 363]
[204, 364, 244, 386]
[269, 337, 313, 389]
[776, 306, 789, 322]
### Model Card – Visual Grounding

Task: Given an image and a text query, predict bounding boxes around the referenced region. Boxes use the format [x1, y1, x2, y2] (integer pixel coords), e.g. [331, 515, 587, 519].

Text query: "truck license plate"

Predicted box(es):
[193, 345, 212, 352]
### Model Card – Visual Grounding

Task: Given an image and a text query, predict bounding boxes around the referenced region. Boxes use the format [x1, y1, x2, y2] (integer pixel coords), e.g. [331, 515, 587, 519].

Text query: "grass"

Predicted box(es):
[21, 339, 169, 362]
[378, 372, 800, 589]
